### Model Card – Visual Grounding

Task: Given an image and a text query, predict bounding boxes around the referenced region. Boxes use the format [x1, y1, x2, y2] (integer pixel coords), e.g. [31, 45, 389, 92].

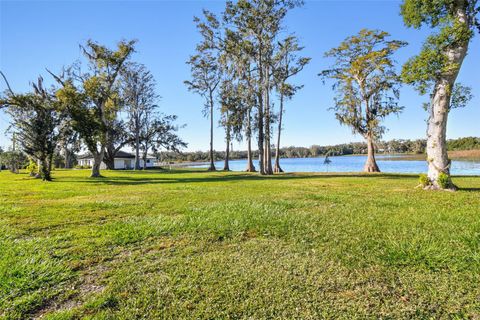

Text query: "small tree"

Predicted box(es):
[137, 112, 186, 170]
[185, 52, 221, 171]
[1, 75, 62, 180]
[320, 29, 406, 172]
[219, 80, 245, 171]
[401, 0, 478, 189]
[57, 118, 80, 169]
[122, 63, 158, 170]
[0, 150, 26, 173]
[222, 27, 257, 172]
[273, 36, 310, 173]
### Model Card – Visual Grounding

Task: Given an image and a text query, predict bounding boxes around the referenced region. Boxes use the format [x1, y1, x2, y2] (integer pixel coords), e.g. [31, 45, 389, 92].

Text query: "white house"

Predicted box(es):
[77, 151, 157, 169]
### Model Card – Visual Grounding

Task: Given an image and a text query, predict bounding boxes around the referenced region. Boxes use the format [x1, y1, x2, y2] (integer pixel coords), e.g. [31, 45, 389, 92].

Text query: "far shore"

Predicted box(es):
[161, 149, 480, 166]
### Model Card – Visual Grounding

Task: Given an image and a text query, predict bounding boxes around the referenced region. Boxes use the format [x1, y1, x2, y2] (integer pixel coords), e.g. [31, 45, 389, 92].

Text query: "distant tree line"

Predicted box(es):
[156, 137, 480, 162]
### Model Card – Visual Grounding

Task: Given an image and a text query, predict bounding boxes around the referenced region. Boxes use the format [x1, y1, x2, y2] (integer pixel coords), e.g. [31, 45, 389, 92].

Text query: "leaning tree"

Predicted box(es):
[401, 0, 479, 189]
[320, 29, 407, 172]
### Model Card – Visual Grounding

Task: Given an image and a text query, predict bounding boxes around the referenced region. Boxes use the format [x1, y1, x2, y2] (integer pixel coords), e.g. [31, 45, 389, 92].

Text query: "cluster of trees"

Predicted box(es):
[185, 0, 310, 174]
[0, 140, 28, 173]
[1, 0, 478, 190]
[186, 0, 478, 190]
[447, 137, 480, 150]
[0, 40, 185, 180]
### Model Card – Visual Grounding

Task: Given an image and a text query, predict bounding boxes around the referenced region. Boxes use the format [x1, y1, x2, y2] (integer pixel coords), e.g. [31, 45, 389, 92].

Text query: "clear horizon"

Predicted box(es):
[1, 0, 479, 152]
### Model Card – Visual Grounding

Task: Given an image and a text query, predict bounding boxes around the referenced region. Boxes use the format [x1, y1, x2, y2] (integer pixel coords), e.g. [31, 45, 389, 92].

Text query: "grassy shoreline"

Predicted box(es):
[1, 169, 479, 319]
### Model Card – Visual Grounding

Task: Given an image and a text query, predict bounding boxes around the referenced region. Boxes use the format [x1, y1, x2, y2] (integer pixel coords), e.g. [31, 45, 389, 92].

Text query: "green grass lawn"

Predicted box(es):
[1, 169, 479, 319]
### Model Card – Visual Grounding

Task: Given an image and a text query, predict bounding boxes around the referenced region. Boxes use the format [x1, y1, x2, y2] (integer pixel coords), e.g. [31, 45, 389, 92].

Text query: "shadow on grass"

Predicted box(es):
[459, 187, 480, 192]
[55, 169, 418, 186]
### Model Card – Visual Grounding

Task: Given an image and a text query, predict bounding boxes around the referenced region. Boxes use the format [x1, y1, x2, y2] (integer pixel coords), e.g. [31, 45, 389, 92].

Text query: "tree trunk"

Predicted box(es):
[257, 56, 265, 175]
[104, 148, 116, 170]
[208, 92, 216, 171]
[274, 93, 284, 173]
[64, 146, 71, 169]
[48, 152, 53, 176]
[364, 137, 380, 173]
[134, 128, 141, 170]
[40, 159, 51, 181]
[245, 109, 256, 172]
[33, 158, 41, 178]
[11, 133, 18, 174]
[224, 136, 230, 171]
[224, 117, 231, 171]
[426, 81, 456, 189]
[425, 4, 469, 190]
[143, 151, 147, 170]
[263, 65, 273, 175]
[257, 94, 265, 175]
[91, 147, 104, 177]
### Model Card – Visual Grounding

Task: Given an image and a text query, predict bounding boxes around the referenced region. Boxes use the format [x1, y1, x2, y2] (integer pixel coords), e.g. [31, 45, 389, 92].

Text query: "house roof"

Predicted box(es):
[77, 150, 156, 160]
[112, 150, 136, 159]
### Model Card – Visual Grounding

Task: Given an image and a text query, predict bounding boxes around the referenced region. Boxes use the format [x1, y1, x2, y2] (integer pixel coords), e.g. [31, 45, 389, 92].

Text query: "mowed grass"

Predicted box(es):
[0, 169, 479, 319]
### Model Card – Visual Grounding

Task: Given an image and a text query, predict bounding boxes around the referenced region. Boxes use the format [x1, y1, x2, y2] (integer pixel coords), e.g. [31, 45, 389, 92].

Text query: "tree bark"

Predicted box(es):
[64, 146, 71, 169]
[224, 115, 231, 171]
[104, 147, 116, 170]
[134, 128, 141, 170]
[11, 132, 18, 174]
[208, 91, 216, 171]
[274, 93, 284, 173]
[33, 158, 41, 178]
[257, 53, 265, 175]
[40, 159, 51, 181]
[425, 4, 469, 189]
[245, 109, 256, 172]
[263, 65, 273, 175]
[143, 151, 147, 170]
[91, 147, 105, 177]
[364, 137, 380, 173]
[426, 81, 453, 188]
[223, 136, 230, 171]
[48, 152, 53, 176]
[257, 95, 265, 175]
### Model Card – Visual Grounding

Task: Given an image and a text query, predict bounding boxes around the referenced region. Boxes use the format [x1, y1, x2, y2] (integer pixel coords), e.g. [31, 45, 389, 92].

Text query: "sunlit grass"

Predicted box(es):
[1, 169, 479, 319]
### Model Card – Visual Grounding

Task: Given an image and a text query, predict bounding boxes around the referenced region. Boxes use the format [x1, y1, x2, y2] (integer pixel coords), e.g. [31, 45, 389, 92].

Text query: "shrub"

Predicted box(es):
[437, 173, 450, 189]
[26, 159, 38, 176]
[419, 174, 430, 187]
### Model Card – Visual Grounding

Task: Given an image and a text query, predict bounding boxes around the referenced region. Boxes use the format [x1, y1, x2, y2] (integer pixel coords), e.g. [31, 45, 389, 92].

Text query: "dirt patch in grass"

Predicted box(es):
[32, 236, 189, 319]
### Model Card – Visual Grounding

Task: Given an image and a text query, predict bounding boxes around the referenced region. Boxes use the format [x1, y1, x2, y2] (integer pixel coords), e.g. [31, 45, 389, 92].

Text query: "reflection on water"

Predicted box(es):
[189, 155, 480, 175]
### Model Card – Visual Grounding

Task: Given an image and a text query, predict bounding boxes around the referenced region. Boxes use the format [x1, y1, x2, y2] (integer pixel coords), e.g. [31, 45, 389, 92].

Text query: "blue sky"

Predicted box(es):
[0, 0, 479, 152]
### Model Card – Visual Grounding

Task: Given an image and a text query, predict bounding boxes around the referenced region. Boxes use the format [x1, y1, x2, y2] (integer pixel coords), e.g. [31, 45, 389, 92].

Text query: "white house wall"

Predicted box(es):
[78, 157, 155, 169]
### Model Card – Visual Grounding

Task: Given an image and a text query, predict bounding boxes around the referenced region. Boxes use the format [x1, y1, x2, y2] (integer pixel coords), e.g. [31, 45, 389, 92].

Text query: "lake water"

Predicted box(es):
[189, 155, 480, 175]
